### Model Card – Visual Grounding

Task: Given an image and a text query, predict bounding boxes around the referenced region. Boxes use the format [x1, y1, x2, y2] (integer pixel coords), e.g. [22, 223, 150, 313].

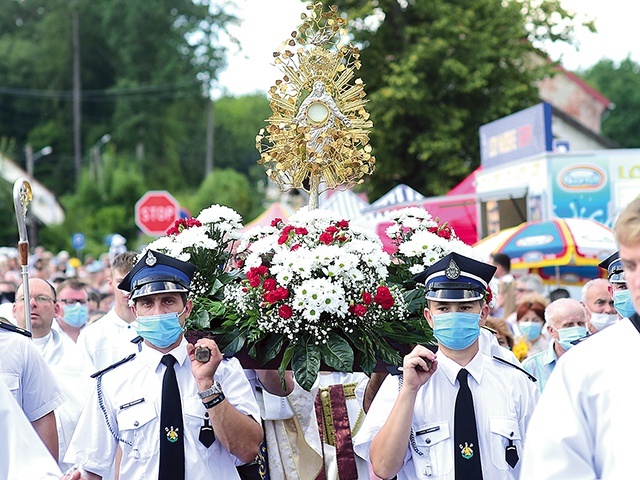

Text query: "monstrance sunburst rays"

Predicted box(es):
[256, 2, 375, 209]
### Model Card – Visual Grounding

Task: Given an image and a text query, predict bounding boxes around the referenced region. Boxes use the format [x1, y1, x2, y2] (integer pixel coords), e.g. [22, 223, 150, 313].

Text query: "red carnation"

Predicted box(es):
[248, 275, 261, 288]
[325, 226, 338, 234]
[291, 243, 301, 251]
[374, 286, 395, 310]
[437, 225, 453, 240]
[349, 304, 367, 317]
[271, 218, 283, 227]
[278, 304, 293, 319]
[336, 220, 349, 228]
[257, 265, 268, 276]
[362, 292, 373, 305]
[319, 232, 334, 245]
[294, 227, 308, 235]
[273, 287, 289, 301]
[485, 286, 493, 305]
[262, 278, 276, 291]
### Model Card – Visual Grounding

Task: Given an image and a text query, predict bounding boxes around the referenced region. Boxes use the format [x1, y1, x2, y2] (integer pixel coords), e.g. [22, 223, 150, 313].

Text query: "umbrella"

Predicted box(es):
[473, 218, 617, 285]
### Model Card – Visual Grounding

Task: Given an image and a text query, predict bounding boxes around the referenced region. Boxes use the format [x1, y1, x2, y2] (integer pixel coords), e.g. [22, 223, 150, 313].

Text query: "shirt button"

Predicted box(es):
[134, 421, 139, 427]
[426, 438, 431, 444]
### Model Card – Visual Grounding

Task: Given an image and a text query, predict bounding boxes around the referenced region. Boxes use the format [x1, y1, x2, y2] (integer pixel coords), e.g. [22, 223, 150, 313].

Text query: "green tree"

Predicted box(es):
[188, 168, 260, 223]
[321, 0, 585, 198]
[581, 57, 640, 148]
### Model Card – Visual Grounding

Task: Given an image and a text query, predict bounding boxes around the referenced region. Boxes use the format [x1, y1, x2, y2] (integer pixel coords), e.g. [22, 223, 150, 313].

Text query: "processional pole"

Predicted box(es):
[13, 178, 33, 332]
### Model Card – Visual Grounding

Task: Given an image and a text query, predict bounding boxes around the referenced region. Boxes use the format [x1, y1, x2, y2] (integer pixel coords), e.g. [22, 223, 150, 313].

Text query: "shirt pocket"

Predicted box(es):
[489, 417, 522, 471]
[116, 400, 157, 460]
[412, 421, 453, 477]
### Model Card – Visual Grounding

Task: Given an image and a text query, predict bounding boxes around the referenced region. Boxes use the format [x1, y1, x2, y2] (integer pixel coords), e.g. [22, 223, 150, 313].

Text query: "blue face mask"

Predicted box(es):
[518, 321, 542, 342]
[557, 325, 587, 351]
[613, 290, 636, 318]
[432, 312, 481, 351]
[136, 311, 184, 348]
[63, 303, 89, 328]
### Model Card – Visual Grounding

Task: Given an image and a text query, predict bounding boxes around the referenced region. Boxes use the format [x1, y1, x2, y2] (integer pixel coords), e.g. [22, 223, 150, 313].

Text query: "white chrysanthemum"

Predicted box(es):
[292, 278, 348, 321]
[197, 204, 243, 228]
[145, 235, 178, 256]
[174, 225, 218, 251]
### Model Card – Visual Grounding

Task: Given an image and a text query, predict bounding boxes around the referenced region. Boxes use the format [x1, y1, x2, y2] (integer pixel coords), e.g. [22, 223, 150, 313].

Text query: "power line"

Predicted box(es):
[0, 80, 203, 101]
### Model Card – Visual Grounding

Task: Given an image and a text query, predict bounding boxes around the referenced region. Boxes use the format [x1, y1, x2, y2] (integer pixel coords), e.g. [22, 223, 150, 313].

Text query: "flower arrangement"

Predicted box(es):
[144, 204, 243, 330]
[384, 207, 493, 322]
[218, 207, 427, 390]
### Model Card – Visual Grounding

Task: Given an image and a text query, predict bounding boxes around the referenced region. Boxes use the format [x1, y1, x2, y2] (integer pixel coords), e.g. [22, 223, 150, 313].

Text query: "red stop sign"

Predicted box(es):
[135, 191, 180, 236]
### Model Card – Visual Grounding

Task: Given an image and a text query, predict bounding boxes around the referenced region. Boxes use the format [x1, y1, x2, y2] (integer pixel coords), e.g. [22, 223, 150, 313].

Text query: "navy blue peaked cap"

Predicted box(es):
[414, 252, 496, 302]
[118, 250, 196, 300]
[598, 251, 625, 284]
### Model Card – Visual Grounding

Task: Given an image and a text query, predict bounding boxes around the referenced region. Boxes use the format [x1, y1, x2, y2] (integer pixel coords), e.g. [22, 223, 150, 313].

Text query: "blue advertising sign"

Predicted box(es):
[551, 157, 612, 226]
[72, 233, 86, 250]
[479, 103, 553, 169]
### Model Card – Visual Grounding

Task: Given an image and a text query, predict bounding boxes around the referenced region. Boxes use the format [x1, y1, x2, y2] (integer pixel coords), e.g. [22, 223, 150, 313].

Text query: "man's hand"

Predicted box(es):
[401, 345, 438, 391]
[188, 338, 224, 388]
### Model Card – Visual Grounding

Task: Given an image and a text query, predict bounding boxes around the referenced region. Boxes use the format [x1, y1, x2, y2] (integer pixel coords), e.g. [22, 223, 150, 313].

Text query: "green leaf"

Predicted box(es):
[254, 334, 287, 364]
[218, 329, 246, 355]
[292, 337, 321, 391]
[278, 344, 295, 383]
[319, 332, 354, 372]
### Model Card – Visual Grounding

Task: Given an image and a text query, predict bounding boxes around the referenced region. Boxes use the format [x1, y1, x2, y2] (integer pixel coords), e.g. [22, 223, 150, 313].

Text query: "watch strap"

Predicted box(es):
[197, 381, 223, 399]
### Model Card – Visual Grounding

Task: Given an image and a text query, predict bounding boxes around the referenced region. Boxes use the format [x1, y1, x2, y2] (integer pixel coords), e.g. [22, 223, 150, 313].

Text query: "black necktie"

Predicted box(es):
[159, 354, 185, 480]
[454, 368, 483, 479]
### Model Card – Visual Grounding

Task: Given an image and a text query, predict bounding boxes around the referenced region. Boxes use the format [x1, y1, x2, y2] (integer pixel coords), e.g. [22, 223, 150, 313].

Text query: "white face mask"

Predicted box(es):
[589, 312, 618, 332]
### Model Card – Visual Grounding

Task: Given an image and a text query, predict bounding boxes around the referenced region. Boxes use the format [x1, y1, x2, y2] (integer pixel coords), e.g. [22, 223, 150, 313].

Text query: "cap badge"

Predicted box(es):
[145, 251, 157, 267]
[445, 259, 460, 280]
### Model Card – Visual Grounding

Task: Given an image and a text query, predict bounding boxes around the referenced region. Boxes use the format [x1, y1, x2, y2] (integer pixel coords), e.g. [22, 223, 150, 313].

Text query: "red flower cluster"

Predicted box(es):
[484, 285, 493, 305]
[166, 217, 202, 236]
[374, 286, 395, 309]
[427, 221, 454, 240]
[246, 265, 290, 307]
[348, 286, 395, 317]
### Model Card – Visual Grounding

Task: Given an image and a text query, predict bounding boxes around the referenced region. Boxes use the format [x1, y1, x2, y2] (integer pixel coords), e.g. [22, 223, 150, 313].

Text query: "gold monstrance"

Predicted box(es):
[256, 2, 375, 209]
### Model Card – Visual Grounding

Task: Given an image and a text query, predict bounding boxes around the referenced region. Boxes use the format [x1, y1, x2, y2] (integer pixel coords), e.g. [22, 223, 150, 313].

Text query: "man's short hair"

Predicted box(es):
[545, 298, 587, 328]
[110, 251, 138, 275]
[516, 274, 544, 294]
[615, 197, 640, 247]
[56, 278, 88, 296]
[549, 288, 570, 302]
[491, 253, 511, 273]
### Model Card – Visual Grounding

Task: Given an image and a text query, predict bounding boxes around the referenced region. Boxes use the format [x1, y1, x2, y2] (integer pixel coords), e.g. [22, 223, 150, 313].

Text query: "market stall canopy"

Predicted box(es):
[473, 217, 616, 285]
[320, 189, 369, 220]
[242, 202, 293, 231]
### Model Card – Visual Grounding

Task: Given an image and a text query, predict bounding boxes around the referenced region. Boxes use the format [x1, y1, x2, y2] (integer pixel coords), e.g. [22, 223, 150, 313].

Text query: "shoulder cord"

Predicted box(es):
[97, 375, 133, 446]
[397, 374, 424, 457]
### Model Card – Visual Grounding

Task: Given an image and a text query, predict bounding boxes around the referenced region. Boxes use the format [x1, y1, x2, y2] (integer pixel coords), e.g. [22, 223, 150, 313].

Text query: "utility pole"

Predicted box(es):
[205, 99, 214, 176]
[72, 0, 82, 188]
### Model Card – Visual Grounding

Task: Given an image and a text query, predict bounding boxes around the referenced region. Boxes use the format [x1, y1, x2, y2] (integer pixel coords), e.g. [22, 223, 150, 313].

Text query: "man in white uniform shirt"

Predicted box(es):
[0, 317, 64, 463]
[14, 278, 94, 472]
[354, 252, 539, 480]
[65, 250, 263, 479]
[77, 252, 139, 370]
[520, 197, 640, 479]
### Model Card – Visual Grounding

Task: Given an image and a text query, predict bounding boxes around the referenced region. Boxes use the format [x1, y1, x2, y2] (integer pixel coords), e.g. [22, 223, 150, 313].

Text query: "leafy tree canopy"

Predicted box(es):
[581, 57, 640, 148]
[321, 0, 588, 198]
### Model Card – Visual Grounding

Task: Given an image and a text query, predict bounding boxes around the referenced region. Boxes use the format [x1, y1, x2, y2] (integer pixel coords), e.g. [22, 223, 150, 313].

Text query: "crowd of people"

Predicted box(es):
[1, 196, 639, 479]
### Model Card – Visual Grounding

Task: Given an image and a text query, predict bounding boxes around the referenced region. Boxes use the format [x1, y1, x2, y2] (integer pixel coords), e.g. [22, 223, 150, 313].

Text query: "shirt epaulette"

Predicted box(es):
[130, 335, 143, 344]
[91, 353, 136, 378]
[481, 325, 497, 335]
[570, 335, 591, 346]
[0, 320, 32, 338]
[492, 355, 537, 383]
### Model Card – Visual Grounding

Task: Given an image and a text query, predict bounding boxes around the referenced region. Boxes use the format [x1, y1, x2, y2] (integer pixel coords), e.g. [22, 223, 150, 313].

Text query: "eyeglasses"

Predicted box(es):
[16, 295, 55, 304]
[514, 288, 532, 294]
[59, 298, 88, 305]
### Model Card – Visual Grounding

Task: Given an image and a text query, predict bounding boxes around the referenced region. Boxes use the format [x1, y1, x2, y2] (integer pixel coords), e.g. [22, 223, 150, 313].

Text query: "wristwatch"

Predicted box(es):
[197, 381, 223, 399]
